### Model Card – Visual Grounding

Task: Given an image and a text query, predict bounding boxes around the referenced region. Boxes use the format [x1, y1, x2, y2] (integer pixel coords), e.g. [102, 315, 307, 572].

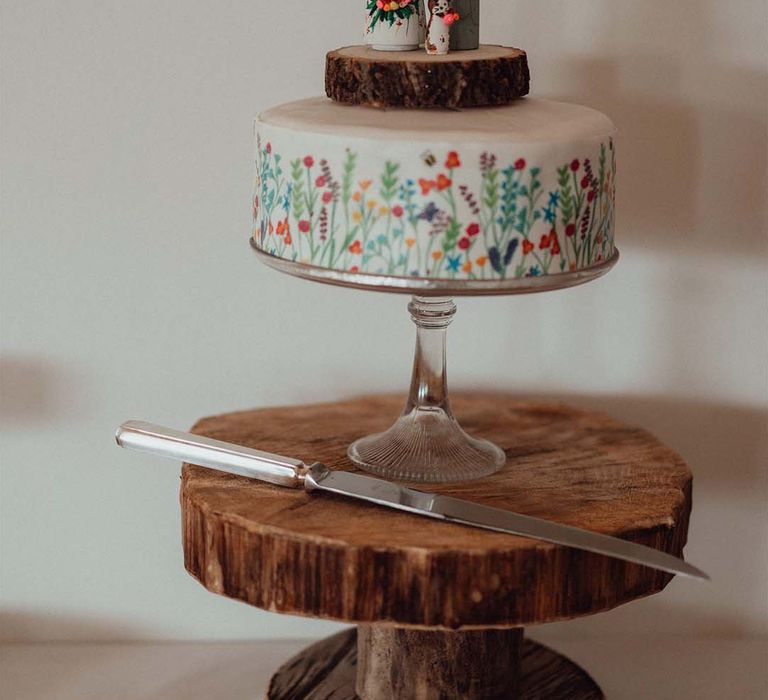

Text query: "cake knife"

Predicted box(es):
[115, 421, 708, 581]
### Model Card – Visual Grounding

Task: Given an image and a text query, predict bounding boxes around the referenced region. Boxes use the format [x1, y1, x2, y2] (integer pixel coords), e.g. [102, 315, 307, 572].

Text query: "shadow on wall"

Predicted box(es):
[0, 355, 86, 426]
[528, 0, 768, 258]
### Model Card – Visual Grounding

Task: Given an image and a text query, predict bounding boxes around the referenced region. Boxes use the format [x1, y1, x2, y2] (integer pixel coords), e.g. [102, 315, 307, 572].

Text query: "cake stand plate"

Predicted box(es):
[253, 240, 619, 482]
[252, 243, 619, 297]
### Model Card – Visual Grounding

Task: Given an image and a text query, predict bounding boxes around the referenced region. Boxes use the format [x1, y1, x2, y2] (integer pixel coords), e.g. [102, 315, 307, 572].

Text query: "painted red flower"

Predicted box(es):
[436, 173, 452, 191]
[515, 158, 526, 170]
[570, 159, 580, 172]
[552, 240, 561, 255]
[466, 222, 480, 236]
[265, 142, 272, 154]
[322, 191, 334, 204]
[587, 190, 596, 202]
[350, 265, 359, 272]
[458, 237, 471, 250]
[581, 176, 590, 189]
[539, 233, 552, 249]
[419, 178, 436, 195]
[445, 151, 461, 169]
[303, 155, 314, 168]
[522, 240, 534, 254]
[565, 223, 576, 237]
[298, 220, 310, 233]
[349, 240, 362, 254]
[285, 232, 292, 245]
[315, 175, 326, 187]
[392, 205, 404, 218]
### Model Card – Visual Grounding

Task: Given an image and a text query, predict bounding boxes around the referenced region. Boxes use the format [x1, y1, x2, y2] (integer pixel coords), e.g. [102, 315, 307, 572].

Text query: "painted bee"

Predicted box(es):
[421, 150, 437, 167]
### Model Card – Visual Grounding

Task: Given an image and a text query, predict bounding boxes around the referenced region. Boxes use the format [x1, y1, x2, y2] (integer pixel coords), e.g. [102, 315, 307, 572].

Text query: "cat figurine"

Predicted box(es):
[424, 0, 459, 55]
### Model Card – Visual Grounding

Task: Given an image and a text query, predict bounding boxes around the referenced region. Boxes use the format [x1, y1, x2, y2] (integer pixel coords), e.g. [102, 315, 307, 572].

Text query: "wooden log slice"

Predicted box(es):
[265, 628, 604, 700]
[325, 45, 530, 109]
[181, 394, 693, 629]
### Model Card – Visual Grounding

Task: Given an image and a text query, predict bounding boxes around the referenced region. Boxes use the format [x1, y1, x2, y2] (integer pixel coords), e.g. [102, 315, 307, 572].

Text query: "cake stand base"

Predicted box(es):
[347, 296, 506, 482]
[348, 405, 506, 483]
[266, 627, 604, 700]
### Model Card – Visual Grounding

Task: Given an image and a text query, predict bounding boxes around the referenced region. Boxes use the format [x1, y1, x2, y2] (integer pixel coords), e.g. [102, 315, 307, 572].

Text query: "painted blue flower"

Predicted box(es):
[531, 167, 541, 177]
[377, 234, 388, 245]
[367, 240, 376, 251]
[527, 265, 542, 277]
[446, 255, 461, 272]
[392, 228, 404, 238]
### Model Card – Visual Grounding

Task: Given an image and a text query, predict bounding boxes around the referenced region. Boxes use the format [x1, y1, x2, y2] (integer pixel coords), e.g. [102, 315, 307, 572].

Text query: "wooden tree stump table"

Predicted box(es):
[181, 394, 693, 699]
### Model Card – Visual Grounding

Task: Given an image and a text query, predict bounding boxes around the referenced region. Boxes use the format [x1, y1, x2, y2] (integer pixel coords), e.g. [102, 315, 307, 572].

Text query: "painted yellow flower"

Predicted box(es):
[431, 251, 443, 261]
[379, 206, 389, 215]
[352, 191, 362, 202]
[462, 261, 472, 273]
[367, 199, 377, 209]
[405, 238, 416, 248]
[476, 256, 487, 267]
[352, 211, 363, 223]
[359, 179, 373, 191]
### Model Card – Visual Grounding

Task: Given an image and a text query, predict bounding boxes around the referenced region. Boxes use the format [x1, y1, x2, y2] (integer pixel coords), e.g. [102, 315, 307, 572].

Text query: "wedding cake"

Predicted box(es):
[252, 4, 616, 284]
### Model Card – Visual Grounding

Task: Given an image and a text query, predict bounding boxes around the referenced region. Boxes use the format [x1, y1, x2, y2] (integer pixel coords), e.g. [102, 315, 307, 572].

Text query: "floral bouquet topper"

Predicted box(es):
[367, 0, 419, 29]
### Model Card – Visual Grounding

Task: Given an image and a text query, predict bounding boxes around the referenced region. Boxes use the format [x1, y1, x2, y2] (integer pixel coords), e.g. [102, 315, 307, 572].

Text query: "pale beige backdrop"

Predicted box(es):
[1, 0, 766, 650]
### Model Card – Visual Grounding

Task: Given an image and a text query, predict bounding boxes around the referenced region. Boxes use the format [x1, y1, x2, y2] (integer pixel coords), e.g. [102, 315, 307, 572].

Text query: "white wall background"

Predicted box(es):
[1, 0, 766, 644]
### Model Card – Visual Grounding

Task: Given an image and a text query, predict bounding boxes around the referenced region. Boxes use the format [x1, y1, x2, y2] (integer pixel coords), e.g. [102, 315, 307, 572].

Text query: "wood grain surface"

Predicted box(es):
[181, 394, 693, 629]
[356, 626, 523, 700]
[325, 45, 530, 108]
[266, 628, 604, 700]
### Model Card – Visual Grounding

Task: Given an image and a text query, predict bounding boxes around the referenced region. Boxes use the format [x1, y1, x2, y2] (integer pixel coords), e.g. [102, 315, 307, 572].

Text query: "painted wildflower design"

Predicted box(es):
[367, 0, 419, 29]
[253, 137, 616, 280]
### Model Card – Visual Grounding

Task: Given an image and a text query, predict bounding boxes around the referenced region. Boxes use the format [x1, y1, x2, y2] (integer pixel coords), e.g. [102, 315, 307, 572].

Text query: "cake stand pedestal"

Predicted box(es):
[253, 245, 618, 483]
[181, 393, 693, 700]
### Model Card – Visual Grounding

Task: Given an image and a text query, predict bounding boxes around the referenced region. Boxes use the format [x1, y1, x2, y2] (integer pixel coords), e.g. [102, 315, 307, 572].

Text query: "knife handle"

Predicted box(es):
[115, 421, 309, 489]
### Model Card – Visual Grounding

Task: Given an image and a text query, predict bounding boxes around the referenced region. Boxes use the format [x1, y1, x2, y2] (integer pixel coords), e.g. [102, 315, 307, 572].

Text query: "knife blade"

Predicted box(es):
[115, 420, 708, 581]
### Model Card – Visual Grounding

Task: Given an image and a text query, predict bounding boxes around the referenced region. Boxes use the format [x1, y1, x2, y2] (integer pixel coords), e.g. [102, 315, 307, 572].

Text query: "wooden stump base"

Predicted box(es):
[181, 396, 693, 699]
[266, 628, 604, 700]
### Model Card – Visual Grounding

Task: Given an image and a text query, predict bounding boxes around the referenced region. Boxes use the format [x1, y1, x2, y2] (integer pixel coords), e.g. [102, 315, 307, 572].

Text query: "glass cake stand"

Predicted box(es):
[252, 241, 619, 482]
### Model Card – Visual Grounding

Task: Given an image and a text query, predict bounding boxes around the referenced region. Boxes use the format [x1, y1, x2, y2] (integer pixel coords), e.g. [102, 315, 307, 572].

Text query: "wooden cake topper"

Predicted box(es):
[364, 0, 473, 54]
[450, 0, 479, 50]
[365, 0, 422, 50]
[424, 0, 460, 55]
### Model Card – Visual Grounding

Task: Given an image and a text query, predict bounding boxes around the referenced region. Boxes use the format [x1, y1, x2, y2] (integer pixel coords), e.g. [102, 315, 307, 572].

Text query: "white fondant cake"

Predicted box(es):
[253, 97, 616, 281]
